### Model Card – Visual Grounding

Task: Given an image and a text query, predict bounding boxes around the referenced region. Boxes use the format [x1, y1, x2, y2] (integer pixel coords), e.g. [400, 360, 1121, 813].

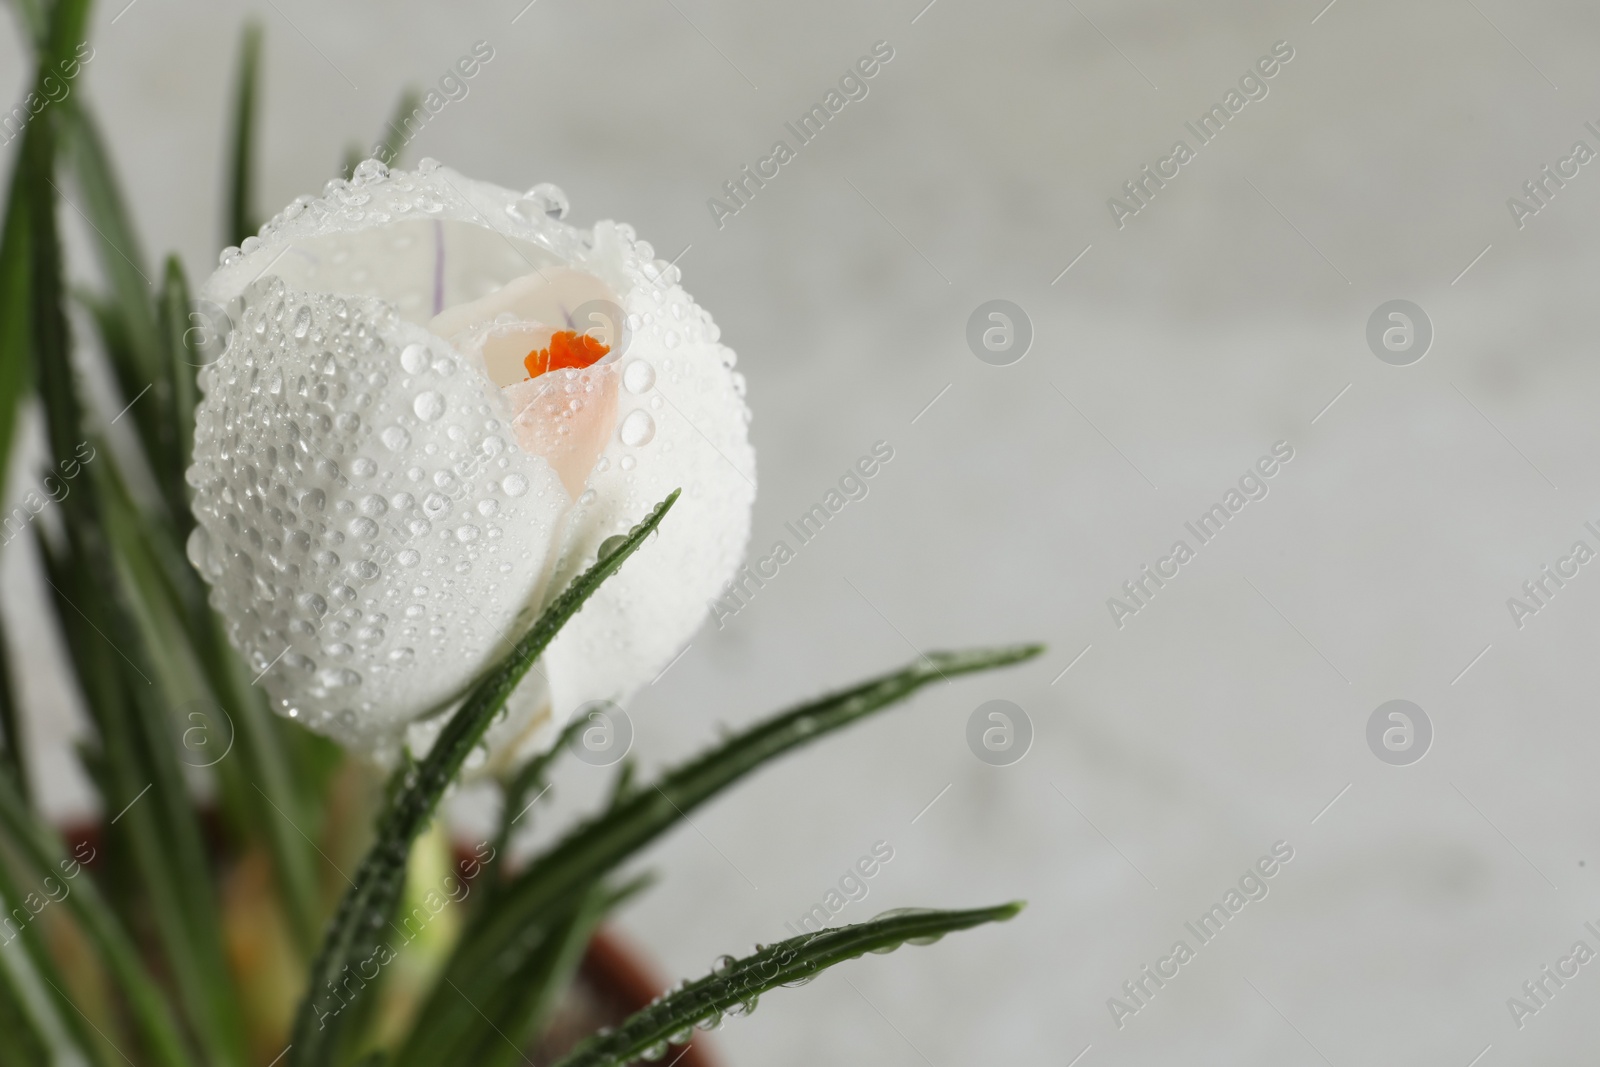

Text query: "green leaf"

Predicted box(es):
[0, 772, 199, 1067]
[0, 606, 26, 802]
[373, 87, 422, 168]
[156, 254, 200, 524]
[203, 609, 327, 956]
[89, 475, 251, 1067]
[395, 874, 647, 1067]
[0, 825, 118, 1067]
[58, 103, 165, 400]
[17, 22, 242, 1059]
[0, 128, 33, 521]
[480, 713, 591, 899]
[0, 962, 54, 1067]
[341, 86, 422, 179]
[0, 0, 97, 504]
[439, 643, 1042, 1003]
[226, 21, 263, 248]
[469, 880, 631, 1067]
[287, 491, 681, 1067]
[551, 903, 1025, 1067]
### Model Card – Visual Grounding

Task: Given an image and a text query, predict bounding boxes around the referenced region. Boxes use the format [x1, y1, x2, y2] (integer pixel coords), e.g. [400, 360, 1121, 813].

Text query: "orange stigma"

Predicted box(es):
[523, 329, 610, 381]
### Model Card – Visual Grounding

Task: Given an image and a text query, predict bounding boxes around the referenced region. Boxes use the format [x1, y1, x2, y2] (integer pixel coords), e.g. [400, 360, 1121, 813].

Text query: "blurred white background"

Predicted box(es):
[7, 0, 1600, 1063]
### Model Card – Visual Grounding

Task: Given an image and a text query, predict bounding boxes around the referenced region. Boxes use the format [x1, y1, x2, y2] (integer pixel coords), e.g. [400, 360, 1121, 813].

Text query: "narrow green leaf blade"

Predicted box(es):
[552, 903, 1025, 1067]
[0, 773, 199, 1067]
[288, 491, 680, 1067]
[3, 0, 98, 496]
[0, 963, 55, 1067]
[157, 254, 200, 522]
[0, 596, 27, 801]
[16, 21, 224, 1058]
[58, 103, 163, 383]
[445, 644, 1042, 992]
[481, 713, 591, 899]
[226, 21, 263, 248]
[70, 480, 244, 1067]
[0, 134, 33, 518]
[0, 825, 117, 1067]
[204, 611, 326, 955]
[373, 87, 422, 168]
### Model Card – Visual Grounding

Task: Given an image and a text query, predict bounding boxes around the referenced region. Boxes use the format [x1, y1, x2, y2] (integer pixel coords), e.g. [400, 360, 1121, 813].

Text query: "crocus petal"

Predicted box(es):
[189, 160, 754, 761]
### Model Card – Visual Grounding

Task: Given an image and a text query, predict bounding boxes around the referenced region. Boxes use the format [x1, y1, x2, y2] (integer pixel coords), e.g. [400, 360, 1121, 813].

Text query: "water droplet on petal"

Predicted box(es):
[502, 474, 529, 497]
[623, 359, 656, 394]
[619, 410, 655, 447]
[413, 391, 445, 421]
[400, 343, 429, 374]
[316, 668, 361, 689]
[381, 426, 411, 451]
[518, 182, 569, 220]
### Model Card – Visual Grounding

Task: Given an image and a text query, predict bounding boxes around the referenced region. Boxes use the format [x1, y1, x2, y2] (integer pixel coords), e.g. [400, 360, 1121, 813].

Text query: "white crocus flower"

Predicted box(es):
[186, 160, 754, 767]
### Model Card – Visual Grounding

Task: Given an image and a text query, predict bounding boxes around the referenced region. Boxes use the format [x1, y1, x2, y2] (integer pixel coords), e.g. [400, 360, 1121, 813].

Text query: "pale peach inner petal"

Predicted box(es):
[433, 265, 626, 498]
[502, 364, 619, 499]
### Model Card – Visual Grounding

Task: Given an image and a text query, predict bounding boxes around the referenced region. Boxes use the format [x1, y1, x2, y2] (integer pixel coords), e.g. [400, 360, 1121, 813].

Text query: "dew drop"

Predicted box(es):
[502, 474, 529, 497]
[413, 391, 445, 421]
[623, 359, 656, 394]
[316, 668, 361, 689]
[456, 525, 480, 544]
[619, 410, 656, 447]
[519, 182, 569, 220]
[400, 343, 429, 374]
[381, 426, 411, 451]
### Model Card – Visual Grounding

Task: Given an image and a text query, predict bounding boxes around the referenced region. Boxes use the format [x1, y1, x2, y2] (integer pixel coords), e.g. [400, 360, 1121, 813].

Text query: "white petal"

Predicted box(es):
[190, 161, 754, 762]
[187, 275, 570, 755]
[520, 222, 755, 764]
